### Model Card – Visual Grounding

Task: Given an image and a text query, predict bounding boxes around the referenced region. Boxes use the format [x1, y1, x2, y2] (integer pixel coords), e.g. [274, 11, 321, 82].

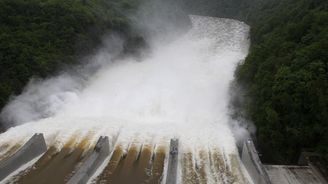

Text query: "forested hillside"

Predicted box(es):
[177, 0, 252, 19]
[236, 0, 328, 163]
[181, 0, 328, 164]
[0, 0, 138, 123]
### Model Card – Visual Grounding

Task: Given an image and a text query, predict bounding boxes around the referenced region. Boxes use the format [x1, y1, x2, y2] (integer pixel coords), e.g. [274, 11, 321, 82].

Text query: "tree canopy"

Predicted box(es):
[0, 0, 138, 116]
[181, 0, 328, 163]
[236, 0, 328, 163]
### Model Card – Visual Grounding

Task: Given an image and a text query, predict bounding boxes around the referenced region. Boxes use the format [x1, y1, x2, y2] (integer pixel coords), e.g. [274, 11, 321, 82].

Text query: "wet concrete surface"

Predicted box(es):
[0, 138, 25, 162]
[0, 136, 253, 184]
[181, 148, 248, 184]
[0, 144, 23, 162]
[95, 142, 167, 184]
[265, 165, 326, 184]
[9, 135, 92, 184]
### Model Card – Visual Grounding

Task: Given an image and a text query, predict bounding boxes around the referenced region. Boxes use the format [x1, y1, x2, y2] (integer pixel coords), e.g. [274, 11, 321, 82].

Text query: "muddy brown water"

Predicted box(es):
[0, 144, 23, 162]
[10, 135, 92, 184]
[0, 136, 247, 184]
[180, 148, 246, 184]
[182, 152, 199, 184]
[0, 138, 25, 162]
[96, 143, 166, 184]
[197, 150, 209, 184]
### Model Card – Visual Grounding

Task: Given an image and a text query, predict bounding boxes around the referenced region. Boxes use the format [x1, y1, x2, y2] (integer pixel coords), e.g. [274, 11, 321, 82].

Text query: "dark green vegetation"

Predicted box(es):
[182, 0, 328, 164]
[178, 0, 252, 19]
[0, 0, 138, 116]
[236, 0, 328, 163]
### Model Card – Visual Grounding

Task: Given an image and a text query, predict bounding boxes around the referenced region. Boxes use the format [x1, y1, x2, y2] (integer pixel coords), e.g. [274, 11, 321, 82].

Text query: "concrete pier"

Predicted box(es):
[0, 133, 47, 181]
[67, 136, 110, 184]
[166, 138, 179, 184]
[265, 165, 326, 184]
[241, 140, 271, 184]
[241, 139, 328, 184]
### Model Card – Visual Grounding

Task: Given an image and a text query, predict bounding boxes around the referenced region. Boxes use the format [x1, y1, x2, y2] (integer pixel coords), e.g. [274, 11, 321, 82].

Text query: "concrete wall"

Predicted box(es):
[241, 140, 271, 184]
[298, 152, 328, 183]
[166, 139, 179, 184]
[0, 133, 47, 181]
[67, 136, 110, 184]
[265, 165, 326, 184]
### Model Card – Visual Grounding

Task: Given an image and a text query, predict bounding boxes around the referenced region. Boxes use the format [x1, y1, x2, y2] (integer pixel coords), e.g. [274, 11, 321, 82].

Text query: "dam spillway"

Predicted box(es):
[0, 133, 327, 184]
[0, 15, 252, 184]
[0, 132, 250, 184]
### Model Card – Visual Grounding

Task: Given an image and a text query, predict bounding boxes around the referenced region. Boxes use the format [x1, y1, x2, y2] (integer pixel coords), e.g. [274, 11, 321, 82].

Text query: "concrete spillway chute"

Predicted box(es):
[0, 133, 47, 181]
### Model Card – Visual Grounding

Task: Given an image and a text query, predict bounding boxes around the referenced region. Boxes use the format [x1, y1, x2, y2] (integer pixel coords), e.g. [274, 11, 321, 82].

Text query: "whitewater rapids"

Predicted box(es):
[0, 15, 251, 183]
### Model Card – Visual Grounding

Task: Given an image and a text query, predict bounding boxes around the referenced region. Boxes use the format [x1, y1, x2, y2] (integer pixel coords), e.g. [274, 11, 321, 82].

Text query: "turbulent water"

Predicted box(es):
[0, 16, 251, 183]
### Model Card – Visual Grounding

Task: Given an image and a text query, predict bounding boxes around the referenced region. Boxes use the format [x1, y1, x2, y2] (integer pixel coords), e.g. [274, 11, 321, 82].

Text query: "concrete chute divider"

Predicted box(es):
[67, 136, 110, 184]
[0, 133, 47, 181]
[0, 132, 182, 184]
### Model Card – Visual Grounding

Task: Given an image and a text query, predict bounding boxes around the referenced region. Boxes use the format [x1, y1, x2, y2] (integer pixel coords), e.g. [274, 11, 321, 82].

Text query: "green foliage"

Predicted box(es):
[178, 0, 253, 19]
[181, 0, 328, 163]
[236, 0, 328, 163]
[0, 0, 138, 112]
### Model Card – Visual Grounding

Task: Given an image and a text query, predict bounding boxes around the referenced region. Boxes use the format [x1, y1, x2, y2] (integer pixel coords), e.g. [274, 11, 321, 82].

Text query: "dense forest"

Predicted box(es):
[182, 0, 328, 164]
[0, 0, 141, 130]
[178, 0, 252, 19]
[236, 0, 328, 163]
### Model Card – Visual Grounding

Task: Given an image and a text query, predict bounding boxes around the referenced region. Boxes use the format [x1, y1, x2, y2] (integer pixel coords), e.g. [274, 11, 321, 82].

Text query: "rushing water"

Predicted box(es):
[0, 15, 251, 184]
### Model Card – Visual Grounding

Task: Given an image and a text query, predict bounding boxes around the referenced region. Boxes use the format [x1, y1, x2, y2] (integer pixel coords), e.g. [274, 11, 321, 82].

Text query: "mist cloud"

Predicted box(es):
[0, 1, 252, 152]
